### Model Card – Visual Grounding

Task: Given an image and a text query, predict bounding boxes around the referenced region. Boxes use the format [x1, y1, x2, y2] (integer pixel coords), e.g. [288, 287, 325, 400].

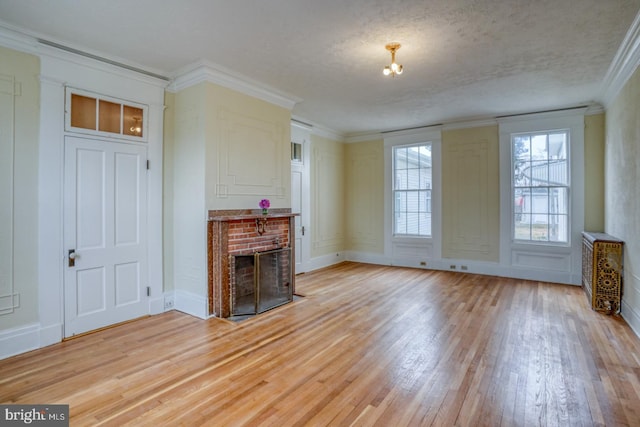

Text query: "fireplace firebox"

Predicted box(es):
[230, 248, 293, 316]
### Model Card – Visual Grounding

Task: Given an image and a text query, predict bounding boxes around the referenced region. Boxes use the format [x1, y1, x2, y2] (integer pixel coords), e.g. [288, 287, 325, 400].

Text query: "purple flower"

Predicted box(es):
[259, 199, 270, 209]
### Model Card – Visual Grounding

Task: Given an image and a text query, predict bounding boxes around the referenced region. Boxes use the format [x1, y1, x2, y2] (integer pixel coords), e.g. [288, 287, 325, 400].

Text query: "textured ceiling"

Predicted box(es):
[1, 0, 639, 136]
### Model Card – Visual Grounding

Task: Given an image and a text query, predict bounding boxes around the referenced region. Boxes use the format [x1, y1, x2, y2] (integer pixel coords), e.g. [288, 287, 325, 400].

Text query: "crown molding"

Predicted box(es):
[0, 21, 170, 88]
[0, 21, 39, 54]
[344, 132, 383, 143]
[496, 106, 589, 124]
[168, 59, 301, 110]
[442, 118, 498, 131]
[601, 10, 640, 107]
[289, 114, 345, 141]
[310, 123, 344, 142]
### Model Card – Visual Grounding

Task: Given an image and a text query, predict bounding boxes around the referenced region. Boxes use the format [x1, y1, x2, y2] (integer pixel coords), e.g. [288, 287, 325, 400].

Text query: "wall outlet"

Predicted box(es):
[449, 265, 456, 270]
[164, 296, 174, 310]
[461, 265, 468, 271]
[419, 261, 427, 266]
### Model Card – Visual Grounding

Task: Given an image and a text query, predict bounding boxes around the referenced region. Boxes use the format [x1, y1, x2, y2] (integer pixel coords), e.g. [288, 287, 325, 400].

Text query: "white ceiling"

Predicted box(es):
[1, 0, 639, 136]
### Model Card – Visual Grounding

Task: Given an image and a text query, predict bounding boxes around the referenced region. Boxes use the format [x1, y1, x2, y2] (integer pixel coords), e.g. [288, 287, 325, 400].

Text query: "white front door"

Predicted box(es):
[291, 128, 311, 273]
[63, 136, 148, 337]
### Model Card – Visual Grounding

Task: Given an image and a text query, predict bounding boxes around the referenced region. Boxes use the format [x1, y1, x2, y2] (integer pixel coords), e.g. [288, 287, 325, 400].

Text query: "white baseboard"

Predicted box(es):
[622, 296, 640, 339]
[306, 252, 347, 272]
[149, 296, 165, 315]
[174, 289, 208, 319]
[39, 322, 63, 348]
[0, 323, 41, 360]
[344, 250, 580, 286]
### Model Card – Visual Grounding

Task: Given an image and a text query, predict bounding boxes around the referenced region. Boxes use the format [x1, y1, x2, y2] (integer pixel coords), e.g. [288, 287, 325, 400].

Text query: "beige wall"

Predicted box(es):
[584, 113, 605, 232]
[171, 83, 208, 296]
[169, 81, 291, 300]
[345, 139, 384, 254]
[0, 46, 40, 329]
[311, 134, 345, 258]
[441, 125, 500, 262]
[203, 83, 291, 211]
[605, 67, 640, 329]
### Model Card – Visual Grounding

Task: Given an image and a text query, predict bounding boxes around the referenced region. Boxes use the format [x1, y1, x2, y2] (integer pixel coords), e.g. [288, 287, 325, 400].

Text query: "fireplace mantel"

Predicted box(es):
[207, 209, 298, 317]
[208, 209, 299, 222]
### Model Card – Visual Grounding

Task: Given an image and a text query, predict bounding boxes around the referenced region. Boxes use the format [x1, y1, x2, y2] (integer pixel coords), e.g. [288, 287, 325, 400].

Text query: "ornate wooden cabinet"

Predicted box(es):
[581, 232, 624, 314]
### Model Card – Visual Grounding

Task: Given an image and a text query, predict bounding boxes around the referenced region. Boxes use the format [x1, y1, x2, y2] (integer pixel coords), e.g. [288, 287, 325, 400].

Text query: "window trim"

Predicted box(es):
[498, 109, 585, 281]
[384, 128, 442, 261]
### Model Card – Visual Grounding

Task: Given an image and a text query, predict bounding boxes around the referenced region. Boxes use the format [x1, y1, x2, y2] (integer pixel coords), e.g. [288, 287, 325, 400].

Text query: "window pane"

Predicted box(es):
[123, 105, 144, 137]
[407, 168, 420, 189]
[529, 160, 548, 186]
[531, 188, 549, 215]
[395, 211, 407, 234]
[514, 135, 530, 162]
[532, 223, 549, 241]
[514, 221, 531, 240]
[99, 100, 121, 133]
[418, 145, 431, 167]
[421, 212, 432, 235]
[395, 170, 408, 190]
[549, 214, 568, 242]
[549, 132, 567, 159]
[550, 187, 568, 214]
[531, 134, 548, 160]
[420, 167, 432, 188]
[406, 212, 420, 234]
[549, 159, 568, 185]
[71, 94, 97, 130]
[407, 191, 419, 212]
[395, 147, 408, 170]
[420, 190, 432, 213]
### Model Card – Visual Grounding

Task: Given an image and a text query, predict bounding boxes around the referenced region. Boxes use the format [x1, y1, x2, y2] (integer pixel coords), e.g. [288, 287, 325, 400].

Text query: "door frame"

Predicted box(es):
[291, 122, 311, 273]
[37, 54, 166, 349]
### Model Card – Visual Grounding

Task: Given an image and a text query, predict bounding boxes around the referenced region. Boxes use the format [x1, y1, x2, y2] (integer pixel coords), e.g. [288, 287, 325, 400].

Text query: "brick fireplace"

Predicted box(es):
[207, 209, 297, 318]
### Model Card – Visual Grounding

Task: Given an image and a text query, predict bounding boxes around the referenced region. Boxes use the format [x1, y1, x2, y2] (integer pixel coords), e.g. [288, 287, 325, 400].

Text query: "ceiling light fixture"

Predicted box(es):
[383, 43, 403, 77]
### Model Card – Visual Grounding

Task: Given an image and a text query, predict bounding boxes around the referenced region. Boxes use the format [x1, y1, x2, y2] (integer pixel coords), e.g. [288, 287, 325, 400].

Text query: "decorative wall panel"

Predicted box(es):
[442, 127, 499, 262]
[217, 109, 285, 198]
[0, 74, 16, 315]
[346, 143, 383, 252]
[312, 143, 345, 254]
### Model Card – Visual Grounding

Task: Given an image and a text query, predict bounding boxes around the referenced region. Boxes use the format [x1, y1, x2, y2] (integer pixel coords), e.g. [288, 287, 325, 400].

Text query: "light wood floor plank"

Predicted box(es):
[1, 262, 640, 426]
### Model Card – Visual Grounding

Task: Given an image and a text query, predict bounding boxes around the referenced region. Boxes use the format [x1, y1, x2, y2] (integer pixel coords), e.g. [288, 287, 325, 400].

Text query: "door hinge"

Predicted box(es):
[146, 160, 150, 170]
[147, 286, 150, 296]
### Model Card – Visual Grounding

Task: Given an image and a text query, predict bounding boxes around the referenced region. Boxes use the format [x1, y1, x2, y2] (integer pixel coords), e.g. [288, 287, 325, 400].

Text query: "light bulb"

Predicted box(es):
[383, 66, 391, 76]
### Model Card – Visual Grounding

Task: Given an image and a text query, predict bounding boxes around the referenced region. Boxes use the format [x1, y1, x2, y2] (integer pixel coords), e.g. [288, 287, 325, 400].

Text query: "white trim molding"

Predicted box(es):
[168, 59, 300, 110]
[498, 111, 585, 286]
[383, 128, 443, 265]
[174, 289, 209, 320]
[601, 10, 640, 106]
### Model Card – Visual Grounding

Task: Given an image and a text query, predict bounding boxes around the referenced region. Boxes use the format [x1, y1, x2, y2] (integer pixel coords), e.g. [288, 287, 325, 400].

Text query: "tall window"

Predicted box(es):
[512, 130, 569, 243]
[393, 144, 432, 236]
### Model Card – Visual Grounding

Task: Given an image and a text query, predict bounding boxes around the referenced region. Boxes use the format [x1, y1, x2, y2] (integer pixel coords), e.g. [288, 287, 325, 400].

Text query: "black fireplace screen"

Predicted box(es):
[231, 248, 292, 316]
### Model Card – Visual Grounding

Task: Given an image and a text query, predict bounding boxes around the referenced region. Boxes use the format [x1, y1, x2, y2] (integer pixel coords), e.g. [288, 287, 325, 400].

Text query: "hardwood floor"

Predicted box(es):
[2, 262, 640, 426]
